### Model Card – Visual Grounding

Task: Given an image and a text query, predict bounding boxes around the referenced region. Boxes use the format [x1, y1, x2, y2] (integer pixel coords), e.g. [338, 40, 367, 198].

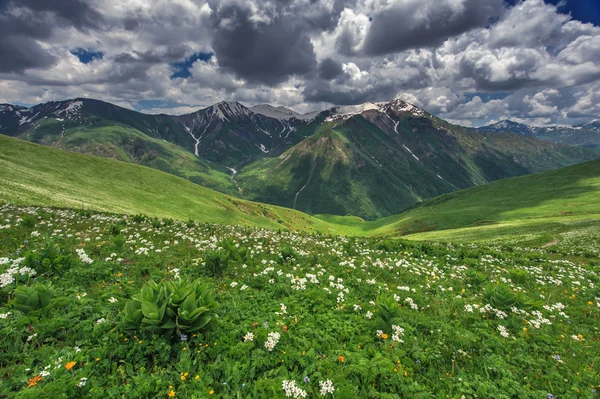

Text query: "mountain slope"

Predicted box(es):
[362, 158, 600, 242]
[172, 101, 316, 167]
[0, 135, 341, 233]
[0, 99, 239, 195]
[478, 119, 600, 149]
[2, 134, 600, 245]
[236, 100, 599, 219]
[2, 98, 598, 220]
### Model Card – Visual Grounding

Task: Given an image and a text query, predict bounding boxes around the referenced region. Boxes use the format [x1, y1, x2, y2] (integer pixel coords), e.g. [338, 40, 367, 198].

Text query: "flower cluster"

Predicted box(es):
[391, 325, 405, 343]
[265, 332, 280, 351]
[497, 325, 510, 338]
[76, 249, 93, 264]
[319, 379, 335, 396]
[282, 380, 307, 398]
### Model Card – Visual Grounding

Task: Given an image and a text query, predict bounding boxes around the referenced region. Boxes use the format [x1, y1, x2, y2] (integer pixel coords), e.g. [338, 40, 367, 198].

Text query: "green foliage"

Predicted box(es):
[111, 234, 125, 251]
[20, 214, 37, 228]
[120, 278, 218, 339]
[483, 284, 541, 311]
[108, 223, 123, 236]
[23, 238, 76, 276]
[0, 205, 599, 398]
[279, 244, 297, 262]
[203, 249, 232, 277]
[132, 214, 146, 223]
[375, 294, 402, 332]
[12, 283, 54, 314]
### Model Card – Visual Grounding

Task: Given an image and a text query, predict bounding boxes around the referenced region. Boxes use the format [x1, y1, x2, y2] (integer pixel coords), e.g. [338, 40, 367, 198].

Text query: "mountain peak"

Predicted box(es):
[380, 98, 426, 117]
[250, 104, 301, 120]
[324, 99, 426, 122]
[207, 101, 252, 121]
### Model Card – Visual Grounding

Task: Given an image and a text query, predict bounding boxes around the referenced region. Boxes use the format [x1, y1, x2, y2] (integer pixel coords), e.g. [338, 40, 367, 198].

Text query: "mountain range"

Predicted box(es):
[477, 119, 600, 149]
[1, 98, 598, 220]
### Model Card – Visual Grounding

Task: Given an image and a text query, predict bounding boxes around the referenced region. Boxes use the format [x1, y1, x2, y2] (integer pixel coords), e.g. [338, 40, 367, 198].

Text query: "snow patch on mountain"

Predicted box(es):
[210, 101, 253, 122]
[325, 99, 426, 122]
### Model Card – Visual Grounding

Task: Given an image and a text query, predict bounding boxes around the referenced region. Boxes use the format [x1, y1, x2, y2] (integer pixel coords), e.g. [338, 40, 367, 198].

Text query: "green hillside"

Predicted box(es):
[0, 135, 342, 234]
[342, 158, 600, 243]
[237, 111, 599, 220]
[14, 112, 238, 195]
[2, 134, 600, 245]
[4, 98, 598, 221]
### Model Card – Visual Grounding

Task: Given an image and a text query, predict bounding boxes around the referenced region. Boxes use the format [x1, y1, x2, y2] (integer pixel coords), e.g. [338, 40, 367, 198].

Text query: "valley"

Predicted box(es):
[2, 98, 597, 220]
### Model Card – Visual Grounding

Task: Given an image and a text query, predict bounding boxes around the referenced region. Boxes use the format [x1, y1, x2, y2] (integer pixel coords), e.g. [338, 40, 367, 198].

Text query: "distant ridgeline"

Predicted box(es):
[1, 98, 598, 220]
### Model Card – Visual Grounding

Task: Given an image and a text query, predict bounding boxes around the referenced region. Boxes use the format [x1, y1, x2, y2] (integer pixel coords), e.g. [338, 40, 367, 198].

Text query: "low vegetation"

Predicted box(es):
[1, 204, 598, 397]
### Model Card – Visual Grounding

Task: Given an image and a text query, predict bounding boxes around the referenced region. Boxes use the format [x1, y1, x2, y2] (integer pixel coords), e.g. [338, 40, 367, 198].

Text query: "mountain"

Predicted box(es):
[478, 119, 600, 149]
[3, 132, 600, 246]
[172, 101, 318, 166]
[235, 99, 599, 219]
[1, 98, 598, 220]
[365, 157, 600, 243]
[0, 134, 341, 233]
[250, 104, 319, 121]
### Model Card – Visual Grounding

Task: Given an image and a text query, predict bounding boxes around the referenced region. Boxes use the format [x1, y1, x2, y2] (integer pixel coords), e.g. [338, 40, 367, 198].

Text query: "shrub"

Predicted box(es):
[132, 214, 146, 223]
[108, 224, 122, 236]
[120, 278, 218, 339]
[508, 268, 529, 284]
[12, 283, 54, 314]
[111, 234, 125, 251]
[279, 244, 297, 262]
[203, 249, 231, 277]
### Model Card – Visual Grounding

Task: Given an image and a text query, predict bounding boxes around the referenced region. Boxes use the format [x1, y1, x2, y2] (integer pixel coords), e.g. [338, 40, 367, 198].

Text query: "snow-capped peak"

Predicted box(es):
[380, 99, 425, 117]
[324, 102, 381, 122]
[250, 104, 320, 122]
[209, 101, 253, 121]
[250, 104, 300, 121]
[325, 99, 425, 122]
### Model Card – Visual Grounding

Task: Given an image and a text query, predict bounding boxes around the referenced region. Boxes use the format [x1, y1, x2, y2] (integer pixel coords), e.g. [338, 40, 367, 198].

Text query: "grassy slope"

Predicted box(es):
[237, 113, 599, 221]
[0, 135, 347, 234]
[18, 118, 238, 196]
[2, 134, 600, 244]
[318, 158, 600, 243]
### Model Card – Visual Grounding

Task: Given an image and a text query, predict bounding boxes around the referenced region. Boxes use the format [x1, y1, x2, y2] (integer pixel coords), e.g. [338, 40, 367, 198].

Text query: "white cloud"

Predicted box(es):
[0, 0, 598, 126]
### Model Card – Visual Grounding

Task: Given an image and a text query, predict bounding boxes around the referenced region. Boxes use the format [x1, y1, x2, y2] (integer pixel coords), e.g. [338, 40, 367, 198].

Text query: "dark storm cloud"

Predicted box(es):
[302, 78, 398, 105]
[0, 36, 58, 73]
[208, 2, 318, 85]
[7, 0, 104, 29]
[362, 0, 504, 56]
[318, 58, 344, 80]
[0, 0, 103, 73]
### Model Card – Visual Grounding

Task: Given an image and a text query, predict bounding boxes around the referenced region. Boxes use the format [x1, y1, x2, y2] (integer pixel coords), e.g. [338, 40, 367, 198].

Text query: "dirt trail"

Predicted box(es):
[541, 237, 560, 248]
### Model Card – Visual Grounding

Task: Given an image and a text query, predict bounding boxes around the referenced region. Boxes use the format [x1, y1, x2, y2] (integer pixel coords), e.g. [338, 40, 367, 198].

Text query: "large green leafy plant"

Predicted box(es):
[24, 237, 77, 276]
[120, 278, 218, 339]
[375, 294, 402, 332]
[483, 283, 541, 311]
[12, 283, 54, 314]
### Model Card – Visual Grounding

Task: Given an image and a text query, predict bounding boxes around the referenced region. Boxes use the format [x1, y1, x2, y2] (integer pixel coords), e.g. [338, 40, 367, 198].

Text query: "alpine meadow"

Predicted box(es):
[1, 0, 600, 398]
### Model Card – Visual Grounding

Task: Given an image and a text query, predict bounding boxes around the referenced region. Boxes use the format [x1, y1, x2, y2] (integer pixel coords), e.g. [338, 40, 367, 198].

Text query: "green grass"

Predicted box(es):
[316, 158, 600, 243]
[0, 135, 342, 234]
[20, 119, 239, 196]
[2, 134, 600, 245]
[1, 205, 598, 398]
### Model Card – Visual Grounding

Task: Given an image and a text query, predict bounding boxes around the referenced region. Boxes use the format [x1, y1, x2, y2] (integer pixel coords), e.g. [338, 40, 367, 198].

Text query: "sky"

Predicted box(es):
[0, 0, 599, 127]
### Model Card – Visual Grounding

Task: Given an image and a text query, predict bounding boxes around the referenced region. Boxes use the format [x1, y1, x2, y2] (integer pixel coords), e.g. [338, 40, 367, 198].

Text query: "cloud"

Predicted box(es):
[207, 1, 318, 85]
[0, 0, 599, 126]
[363, 0, 504, 56]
